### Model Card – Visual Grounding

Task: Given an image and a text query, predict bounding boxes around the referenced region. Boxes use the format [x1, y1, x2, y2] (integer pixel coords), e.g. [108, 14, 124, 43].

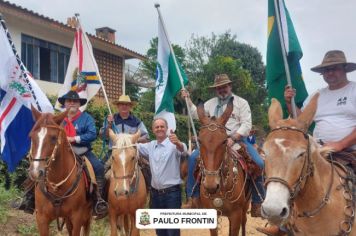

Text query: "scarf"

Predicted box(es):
[214, 95, 233, 117]
[64, 111, 82, 137]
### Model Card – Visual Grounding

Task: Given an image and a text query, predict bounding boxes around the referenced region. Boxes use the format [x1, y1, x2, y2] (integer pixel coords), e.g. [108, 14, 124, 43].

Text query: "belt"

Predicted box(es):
[151, 185, 181, 195]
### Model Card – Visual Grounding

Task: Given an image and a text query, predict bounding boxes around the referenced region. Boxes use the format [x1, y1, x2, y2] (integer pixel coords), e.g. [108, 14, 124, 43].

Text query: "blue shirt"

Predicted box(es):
[138, 137, 187, 190]
[63, 112, 97, 150]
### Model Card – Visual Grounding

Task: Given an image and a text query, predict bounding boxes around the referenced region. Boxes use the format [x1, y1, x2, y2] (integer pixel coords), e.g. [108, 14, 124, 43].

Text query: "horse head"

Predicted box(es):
[262, 94, 320, 224]
[109, 129, 141, 197]
[28, 105, 68, 181]
[197, 97, 233, 194]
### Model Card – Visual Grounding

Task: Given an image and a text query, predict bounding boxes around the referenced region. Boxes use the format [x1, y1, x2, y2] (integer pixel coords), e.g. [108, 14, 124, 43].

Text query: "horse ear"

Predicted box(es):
[218, 96, 234, 125]
[297, 93, 319, 131]
[31, 104, 41, 121]
[197, 99, 209, 125]
[108, 129, 117, 142]
[268, 98, 283, 129]
[53, 109, 69, 125]
[131, 130, 141, 144]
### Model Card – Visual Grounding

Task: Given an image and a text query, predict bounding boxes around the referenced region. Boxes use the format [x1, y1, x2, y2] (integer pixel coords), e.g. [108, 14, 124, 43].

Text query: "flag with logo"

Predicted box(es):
[267, 0, 308, 110]
[55, 20, 101, 111]
[155, 17, 188, 131]
[0, 17, 53, 171]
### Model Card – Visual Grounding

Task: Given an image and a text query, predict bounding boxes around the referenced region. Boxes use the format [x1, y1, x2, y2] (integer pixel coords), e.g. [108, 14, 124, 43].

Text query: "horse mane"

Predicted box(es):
[114, 133, 134, 148]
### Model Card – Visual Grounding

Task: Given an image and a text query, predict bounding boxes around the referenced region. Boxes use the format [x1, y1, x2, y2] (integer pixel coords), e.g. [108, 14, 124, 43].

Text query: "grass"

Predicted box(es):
[0, 184, 20, 224]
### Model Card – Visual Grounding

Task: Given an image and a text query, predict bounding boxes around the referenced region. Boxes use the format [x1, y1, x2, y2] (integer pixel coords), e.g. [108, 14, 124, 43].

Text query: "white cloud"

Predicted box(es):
[5, 0, 356, 93]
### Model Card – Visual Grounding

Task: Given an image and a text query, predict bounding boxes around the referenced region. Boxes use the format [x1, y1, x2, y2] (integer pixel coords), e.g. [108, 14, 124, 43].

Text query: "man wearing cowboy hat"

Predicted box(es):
[285, 50, 356, 152]
[59, 91, 108, 217]
[100, 94, 149, 144]
[180, 74, 265, 216]
[258, 51, 356, 236]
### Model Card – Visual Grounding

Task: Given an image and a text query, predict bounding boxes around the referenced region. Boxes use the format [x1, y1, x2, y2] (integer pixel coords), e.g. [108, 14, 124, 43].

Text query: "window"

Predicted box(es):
[21, 34, 70, 84]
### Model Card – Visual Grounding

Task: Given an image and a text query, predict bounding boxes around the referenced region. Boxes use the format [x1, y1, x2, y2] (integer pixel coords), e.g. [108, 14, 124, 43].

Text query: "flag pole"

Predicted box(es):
[273, 0, 297, 118]
[75, 14, 113, 115]
[0, 14, 42, 111]
[154, 4, 200, 149]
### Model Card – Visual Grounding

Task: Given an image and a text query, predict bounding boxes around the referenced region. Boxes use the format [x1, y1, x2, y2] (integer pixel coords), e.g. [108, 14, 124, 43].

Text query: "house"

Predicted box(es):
[0, 0, 147, 100]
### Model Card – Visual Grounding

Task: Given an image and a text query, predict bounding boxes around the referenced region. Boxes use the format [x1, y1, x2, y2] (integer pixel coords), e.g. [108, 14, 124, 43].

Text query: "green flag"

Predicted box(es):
[267, 0, 308, 110]
[155, 16, 188, 131]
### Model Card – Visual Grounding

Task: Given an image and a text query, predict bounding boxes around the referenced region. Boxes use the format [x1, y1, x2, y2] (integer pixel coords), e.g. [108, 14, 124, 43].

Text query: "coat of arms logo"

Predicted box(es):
[139, 211, 150, 226]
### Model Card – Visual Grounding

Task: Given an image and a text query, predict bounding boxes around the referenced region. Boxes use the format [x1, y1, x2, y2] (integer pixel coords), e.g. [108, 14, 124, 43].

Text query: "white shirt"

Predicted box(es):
[303, 81, 356, 150]
[189, 94, 252, 136]
[138, 138, 187, 189]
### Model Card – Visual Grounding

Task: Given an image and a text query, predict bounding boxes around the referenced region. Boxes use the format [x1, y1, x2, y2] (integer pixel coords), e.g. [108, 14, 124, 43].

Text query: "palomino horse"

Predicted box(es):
[107, 130, 147, 236]
[197, 98, 250, 236]
[262, 95, 355, 235]
[28, 107, 92, 236]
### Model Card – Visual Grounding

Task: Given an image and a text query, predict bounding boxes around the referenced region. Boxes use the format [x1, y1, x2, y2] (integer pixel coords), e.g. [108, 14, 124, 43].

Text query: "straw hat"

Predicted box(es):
[113, 95, 136, 106]
[58, 91, 87, 106]
[209, 74, 232, 88]
[311, 50, 356, 73]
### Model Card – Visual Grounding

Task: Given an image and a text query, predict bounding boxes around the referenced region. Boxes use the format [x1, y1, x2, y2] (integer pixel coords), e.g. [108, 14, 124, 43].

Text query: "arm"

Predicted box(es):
[75, 113, 97, 144]
[324, 128, 356, 152]
[180, 89, 198, 119]
[168, 130, 186, 152]
[137, 122, 150, 143]
[284, 86, 302, 116]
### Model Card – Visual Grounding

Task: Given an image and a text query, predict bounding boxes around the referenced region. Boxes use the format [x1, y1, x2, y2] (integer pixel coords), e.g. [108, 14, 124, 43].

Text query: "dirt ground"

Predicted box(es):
[1, 208, 267, 236]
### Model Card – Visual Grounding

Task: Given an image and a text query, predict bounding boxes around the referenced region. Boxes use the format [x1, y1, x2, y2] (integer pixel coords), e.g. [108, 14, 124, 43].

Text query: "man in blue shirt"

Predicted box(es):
[138, 118, 187, 236]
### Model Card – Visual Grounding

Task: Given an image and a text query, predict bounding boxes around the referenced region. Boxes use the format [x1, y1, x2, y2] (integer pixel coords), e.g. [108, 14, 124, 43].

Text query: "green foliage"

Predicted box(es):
[0, 184, 19, 224]
[17, 224, 38, 236]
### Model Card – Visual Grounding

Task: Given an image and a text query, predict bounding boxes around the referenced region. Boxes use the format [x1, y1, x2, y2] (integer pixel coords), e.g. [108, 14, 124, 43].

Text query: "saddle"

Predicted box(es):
[331, 150, 356, 173]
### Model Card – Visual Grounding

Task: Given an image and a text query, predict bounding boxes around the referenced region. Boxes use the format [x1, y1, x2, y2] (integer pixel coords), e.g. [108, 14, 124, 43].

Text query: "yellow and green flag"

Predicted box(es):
[267, 0, 308, 109]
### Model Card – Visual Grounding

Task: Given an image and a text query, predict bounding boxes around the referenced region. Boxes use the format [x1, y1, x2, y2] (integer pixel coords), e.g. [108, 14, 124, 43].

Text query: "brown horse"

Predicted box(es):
[197, 98, 250, 236]
[28, 107, 92, 236]
[262, 95, 355, 235]
[107, 130, 147, 236]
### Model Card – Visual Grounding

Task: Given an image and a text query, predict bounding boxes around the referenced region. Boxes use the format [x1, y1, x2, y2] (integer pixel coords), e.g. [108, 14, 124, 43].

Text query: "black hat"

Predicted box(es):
[58, 91, 87, 106]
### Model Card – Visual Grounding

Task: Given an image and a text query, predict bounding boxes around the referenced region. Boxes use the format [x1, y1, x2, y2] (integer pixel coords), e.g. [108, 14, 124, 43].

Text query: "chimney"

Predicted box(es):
[95, 27, 116, 43]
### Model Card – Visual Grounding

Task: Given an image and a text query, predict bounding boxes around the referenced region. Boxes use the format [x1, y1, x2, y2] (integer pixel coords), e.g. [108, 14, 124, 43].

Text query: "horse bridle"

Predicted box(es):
[111, 143, 140, 195]
[199, 122, 229, 178]
[264, 126, 314, 200]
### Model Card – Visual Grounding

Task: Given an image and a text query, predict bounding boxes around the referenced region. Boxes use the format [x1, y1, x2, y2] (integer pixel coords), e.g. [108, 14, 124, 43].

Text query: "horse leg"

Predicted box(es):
[36, 213, 50, 236]
[130, 214, 139, 236]
[65, 218, 73, 236]
[109, 209, 118, 236]
[81, 215, 92, 236]
[229, 210, 242, 236]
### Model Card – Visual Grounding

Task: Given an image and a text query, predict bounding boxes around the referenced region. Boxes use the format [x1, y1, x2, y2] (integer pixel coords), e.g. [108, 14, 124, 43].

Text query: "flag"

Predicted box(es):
[267, 0, 308, 110]
[155, 16, 188, 131]
[55, 20, 101, 111]
[0, 18, 53, 171]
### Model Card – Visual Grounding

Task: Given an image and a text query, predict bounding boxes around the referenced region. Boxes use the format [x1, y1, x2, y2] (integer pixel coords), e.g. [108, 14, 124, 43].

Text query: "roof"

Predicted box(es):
[0, 0, 146, 60]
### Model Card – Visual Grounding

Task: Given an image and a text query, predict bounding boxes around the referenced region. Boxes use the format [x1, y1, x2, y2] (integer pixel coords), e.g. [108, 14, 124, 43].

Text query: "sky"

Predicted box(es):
[4, 0, 356, 93]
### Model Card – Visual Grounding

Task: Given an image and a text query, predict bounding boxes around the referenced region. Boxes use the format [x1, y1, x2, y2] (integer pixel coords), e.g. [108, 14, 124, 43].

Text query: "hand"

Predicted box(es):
[323, 141, 345, 152]
[168, 129, 180, 145]
[67, 136, 76, 143]
[107, 115, 113, 123]
[284, 86, 296, 104]
[227, 138, 234, 147]
[180, 89, 190, 99]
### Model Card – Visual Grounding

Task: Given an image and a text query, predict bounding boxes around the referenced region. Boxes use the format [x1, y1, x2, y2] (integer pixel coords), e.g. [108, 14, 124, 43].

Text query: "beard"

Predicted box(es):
[217, 93, 230, 100]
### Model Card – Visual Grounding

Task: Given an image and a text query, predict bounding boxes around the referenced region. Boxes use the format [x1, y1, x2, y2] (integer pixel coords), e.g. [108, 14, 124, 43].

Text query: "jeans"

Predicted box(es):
[242, 137, 264, 169]
[251, 175, 265, 204]
[186, 149, 200, 198]
[86, 151, 105, 179]
[150, 186, 181, 236]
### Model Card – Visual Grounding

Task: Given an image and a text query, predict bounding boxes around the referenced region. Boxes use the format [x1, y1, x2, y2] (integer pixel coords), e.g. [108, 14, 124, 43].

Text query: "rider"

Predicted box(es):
[181, 74, 265, 217]
[58, 91, 108, 217]
[257, 50, 356, 235]
[11, 91, 108, 216]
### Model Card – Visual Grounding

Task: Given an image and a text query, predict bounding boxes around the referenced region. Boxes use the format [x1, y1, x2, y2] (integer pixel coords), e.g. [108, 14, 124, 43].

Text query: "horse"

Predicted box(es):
[28, 106, 92, 236]
[107, 129, 147, 236]
[262, 95, 356, 235]
[197, 98, 251, 236]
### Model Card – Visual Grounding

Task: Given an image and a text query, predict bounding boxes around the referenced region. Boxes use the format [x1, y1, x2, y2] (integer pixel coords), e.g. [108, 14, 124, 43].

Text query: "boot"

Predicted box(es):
[251, 202, 262, 218]
[94, 177, 108, 219]
[256, 225, 287, 236]
[10, 188, 35, 214]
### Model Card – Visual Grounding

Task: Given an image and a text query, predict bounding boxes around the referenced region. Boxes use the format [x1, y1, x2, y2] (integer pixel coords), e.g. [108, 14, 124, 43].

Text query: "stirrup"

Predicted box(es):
[94, 199, 108, 215]
[10, 197, 24, 209]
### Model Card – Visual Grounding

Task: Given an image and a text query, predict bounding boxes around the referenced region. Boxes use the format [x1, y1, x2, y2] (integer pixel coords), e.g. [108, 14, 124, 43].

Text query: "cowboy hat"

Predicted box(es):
[113, 95, 136, 106]
[311, 50, 356, 73]
[209, 74, 232, 88]
[58, 91, 87, 106]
